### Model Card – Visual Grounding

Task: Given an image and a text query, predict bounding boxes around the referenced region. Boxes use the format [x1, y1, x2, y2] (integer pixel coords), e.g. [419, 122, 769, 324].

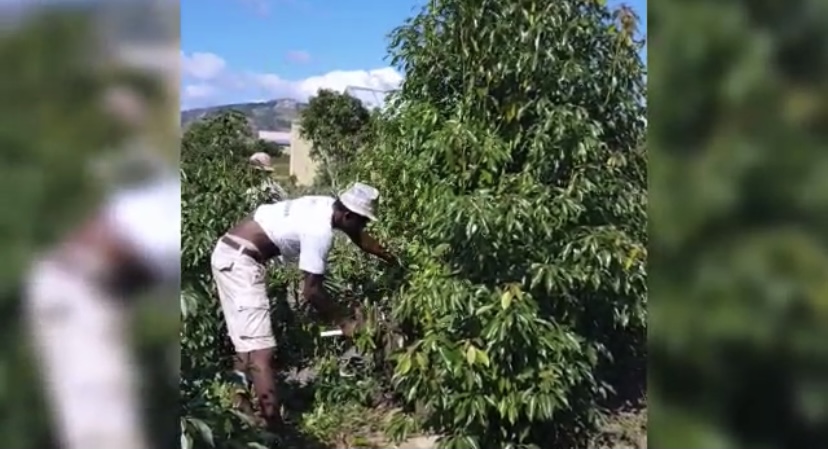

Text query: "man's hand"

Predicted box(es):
[303, 272, 350, 324]
[347, 229, 400, 266]
[382, 252, 400, 267]
[339, 319, 359, 338]
[337, 306, 365, 337]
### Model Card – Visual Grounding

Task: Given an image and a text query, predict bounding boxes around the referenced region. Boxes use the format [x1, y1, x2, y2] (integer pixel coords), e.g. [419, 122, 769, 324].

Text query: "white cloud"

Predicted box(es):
[248, 67, 402, 100]
[295, 68, 403, 98]
[180, 51, 404, 108]
[181, 51, 227, 80]
[184, 83, 217, 100]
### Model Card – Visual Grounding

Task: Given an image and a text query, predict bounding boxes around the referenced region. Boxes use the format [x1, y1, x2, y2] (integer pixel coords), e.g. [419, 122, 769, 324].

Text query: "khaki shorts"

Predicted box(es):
[211, 236, 276, 353]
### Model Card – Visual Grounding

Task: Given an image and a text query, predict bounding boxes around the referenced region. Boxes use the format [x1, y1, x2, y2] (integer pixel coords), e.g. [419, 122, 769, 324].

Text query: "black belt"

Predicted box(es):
[221, 236, 266, 263]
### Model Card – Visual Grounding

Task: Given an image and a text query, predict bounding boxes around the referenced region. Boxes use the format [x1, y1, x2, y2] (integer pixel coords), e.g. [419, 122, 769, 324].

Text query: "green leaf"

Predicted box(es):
[624, 246, 641, 270]
[505, 103, 518, 122]
[476, 349, 491, 367]
[501, 289, 513, 309]
[465, 345, 477, 365]
[415, 352, 428, 368]
[475, 304, 495, 315]
[398, 354, 413, 375]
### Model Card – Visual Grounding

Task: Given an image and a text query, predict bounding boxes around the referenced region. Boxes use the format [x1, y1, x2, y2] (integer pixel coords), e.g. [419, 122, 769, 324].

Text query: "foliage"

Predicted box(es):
[181, 110, 257, 165]
[181, 1, 646, 448]
[298, 89, 373, 187]
[340, 0, 647, 447]
[252, 139, 286, 156]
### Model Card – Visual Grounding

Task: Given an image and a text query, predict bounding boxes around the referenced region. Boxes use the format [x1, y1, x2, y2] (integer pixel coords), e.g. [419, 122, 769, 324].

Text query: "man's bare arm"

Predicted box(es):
[345, 229, 397, 265]
[302, 271, 348, 323]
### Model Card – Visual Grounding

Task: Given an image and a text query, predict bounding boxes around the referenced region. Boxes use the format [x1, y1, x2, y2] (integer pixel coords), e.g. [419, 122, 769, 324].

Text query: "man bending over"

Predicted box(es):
[210, 182, 396, 430]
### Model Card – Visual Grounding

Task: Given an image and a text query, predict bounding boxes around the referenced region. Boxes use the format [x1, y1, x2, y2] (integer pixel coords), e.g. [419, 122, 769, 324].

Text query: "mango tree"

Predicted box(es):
[298, 89, 373, 188]
[344, 0, 647, 447]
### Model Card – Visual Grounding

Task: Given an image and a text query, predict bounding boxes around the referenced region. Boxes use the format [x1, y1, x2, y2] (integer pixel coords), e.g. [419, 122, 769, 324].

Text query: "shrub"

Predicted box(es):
[341, 0, 648, 447]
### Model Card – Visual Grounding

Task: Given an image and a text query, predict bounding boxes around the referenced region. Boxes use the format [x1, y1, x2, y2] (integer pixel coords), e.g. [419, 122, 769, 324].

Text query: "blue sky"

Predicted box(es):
[181, 0, 647, 109]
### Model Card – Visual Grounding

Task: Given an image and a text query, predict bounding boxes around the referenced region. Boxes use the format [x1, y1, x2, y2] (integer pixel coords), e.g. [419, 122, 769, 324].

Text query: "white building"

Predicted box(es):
[257, 130, 291, 146]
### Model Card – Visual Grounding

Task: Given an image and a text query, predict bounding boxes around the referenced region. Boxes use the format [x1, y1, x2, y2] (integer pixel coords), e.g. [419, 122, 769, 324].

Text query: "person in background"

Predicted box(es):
[246, 152, 287, 205]
[211, 182, 397, 432]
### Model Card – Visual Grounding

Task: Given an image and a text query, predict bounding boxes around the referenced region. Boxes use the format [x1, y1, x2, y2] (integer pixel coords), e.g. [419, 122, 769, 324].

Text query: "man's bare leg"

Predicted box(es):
[246, 348, 282, 431]
[231, 353, 258, 419]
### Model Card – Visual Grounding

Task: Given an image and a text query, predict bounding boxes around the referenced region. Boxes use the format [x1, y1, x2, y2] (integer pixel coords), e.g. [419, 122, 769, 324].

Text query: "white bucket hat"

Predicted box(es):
[338, 182, 379, 221]
[249, 152, 274, 171]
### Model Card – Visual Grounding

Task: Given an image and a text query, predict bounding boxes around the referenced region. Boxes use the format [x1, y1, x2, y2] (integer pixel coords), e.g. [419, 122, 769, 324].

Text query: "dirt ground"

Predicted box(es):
[593, 407, 647, 449]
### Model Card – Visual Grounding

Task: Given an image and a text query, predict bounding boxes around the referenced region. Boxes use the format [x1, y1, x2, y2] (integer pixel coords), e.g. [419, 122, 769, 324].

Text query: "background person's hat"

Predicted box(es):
[339, 182, 379, 221]
[249, 152, 274, 171]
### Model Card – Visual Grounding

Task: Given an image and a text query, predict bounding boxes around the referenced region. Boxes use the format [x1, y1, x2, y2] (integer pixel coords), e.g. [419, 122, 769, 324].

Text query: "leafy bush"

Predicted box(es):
[342, 0, 647, 447]
[180, 1, 646, 448]
[649, 0, 828, 447]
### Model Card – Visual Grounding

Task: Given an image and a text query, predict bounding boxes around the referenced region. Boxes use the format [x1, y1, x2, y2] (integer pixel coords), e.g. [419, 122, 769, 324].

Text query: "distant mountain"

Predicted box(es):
[180, 98, 307, 132]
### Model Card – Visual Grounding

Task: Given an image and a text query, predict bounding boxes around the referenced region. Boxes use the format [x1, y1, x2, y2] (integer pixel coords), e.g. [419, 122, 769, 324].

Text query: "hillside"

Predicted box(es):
[180, 98, 307, 131]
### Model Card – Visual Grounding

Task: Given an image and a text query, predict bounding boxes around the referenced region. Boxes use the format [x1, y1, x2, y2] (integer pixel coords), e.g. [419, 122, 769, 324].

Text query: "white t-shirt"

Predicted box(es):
[252, 195, 335, 274]
[103, 175, 181, 285]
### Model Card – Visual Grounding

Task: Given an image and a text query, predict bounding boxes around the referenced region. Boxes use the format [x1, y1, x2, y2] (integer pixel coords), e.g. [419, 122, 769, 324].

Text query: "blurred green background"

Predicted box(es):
[0, 3, 178, 448]
[649, 0, 828, 447]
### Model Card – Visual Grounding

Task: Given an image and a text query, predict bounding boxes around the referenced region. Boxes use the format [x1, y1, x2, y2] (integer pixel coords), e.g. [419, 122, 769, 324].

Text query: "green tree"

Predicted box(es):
[180, 110, 267, 449]
[343, 0, 647, 447]
[298, 89, 373, 187]
[181, 110, 257, 165]
[252, 138, 285, 157]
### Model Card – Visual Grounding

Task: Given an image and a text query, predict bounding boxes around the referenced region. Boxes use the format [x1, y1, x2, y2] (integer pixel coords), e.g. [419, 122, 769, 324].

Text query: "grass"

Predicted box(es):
[300, 403, 419, 449]
[295, 390, 646, 449]
[281, 358, 425, 449]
